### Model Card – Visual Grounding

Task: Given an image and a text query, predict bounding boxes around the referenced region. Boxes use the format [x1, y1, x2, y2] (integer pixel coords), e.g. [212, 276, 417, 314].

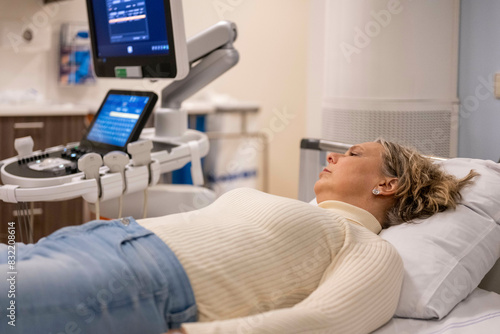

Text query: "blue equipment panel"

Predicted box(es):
[86, 94, 150, 147]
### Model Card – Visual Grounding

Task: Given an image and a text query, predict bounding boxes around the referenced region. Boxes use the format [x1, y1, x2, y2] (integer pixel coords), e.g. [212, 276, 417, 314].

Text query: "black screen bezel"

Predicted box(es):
[85, 0, 179, 78]
[80, 90, 158, 154]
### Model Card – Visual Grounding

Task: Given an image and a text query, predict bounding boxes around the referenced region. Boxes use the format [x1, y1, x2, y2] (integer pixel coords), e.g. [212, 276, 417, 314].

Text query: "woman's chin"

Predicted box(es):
[313, 181, 324, 200]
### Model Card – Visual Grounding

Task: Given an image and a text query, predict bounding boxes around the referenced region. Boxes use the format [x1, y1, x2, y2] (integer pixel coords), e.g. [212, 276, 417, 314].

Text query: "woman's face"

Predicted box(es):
[314, 142, 387, 203]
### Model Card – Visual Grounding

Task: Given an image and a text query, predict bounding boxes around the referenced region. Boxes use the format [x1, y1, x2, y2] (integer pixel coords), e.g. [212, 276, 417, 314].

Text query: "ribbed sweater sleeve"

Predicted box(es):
[182, 227, 403, 334]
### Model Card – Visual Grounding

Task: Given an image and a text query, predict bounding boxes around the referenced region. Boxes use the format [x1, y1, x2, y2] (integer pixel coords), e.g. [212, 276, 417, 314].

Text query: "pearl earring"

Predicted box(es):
[372, 188, 380, 195]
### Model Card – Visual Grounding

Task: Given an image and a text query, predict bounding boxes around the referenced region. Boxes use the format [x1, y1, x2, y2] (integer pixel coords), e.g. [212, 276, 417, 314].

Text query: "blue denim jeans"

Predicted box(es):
[0, 218, 197, 334]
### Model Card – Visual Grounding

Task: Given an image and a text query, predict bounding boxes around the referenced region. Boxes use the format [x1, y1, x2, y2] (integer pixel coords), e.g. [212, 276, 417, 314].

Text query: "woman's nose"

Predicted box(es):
[327, 152, 340, 164]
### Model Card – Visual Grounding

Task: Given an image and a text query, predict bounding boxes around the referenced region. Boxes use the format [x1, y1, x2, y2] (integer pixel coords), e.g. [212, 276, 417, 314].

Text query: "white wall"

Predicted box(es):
[0, 0, 309, 198]
[181, 0, 309, 198]
[458, 0, 500, 161]
[306, 0, 325, 138]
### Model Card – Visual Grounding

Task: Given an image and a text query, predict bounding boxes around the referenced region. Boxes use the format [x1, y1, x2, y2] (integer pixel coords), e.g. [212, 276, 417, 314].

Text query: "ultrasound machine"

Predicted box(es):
[0, 0, 239, 229]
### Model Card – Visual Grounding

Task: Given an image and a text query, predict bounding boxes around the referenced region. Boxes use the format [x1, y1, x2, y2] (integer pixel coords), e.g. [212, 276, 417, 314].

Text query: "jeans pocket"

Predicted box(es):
[167, 303, 198, 328]
[116, 229, 169, 295]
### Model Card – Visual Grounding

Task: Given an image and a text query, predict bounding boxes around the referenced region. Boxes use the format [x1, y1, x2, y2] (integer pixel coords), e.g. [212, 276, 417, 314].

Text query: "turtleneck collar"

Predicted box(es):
[317, 200, 382, 234]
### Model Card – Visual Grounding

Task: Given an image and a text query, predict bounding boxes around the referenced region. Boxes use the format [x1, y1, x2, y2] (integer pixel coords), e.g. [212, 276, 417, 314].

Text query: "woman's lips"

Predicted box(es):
[320, 168, 332, 177]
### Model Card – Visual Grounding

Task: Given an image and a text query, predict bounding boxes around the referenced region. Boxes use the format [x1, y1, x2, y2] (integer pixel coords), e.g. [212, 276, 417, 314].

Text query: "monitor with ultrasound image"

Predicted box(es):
[85, 0, 188, 79]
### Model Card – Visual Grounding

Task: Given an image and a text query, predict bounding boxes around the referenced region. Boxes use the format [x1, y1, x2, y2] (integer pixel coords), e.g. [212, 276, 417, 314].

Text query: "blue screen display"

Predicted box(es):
[86, 94, 150, 147]
[91, 0, 170, 58]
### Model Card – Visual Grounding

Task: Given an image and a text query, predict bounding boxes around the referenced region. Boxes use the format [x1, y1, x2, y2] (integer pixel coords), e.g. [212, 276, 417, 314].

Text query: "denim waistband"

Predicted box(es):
[39, 217, 198, 327]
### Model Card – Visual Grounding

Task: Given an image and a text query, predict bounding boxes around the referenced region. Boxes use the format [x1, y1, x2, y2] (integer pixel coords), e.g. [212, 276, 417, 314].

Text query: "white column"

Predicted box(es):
[321, 0, 460, 157]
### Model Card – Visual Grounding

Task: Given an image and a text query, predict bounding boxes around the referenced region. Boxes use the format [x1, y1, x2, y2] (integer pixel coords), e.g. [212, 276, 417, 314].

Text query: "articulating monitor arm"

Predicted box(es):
[160, 21, 239, 109]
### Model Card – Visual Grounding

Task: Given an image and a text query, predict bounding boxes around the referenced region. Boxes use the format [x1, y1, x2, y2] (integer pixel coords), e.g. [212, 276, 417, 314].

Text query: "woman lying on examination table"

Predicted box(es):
[0, 139, 477, 334]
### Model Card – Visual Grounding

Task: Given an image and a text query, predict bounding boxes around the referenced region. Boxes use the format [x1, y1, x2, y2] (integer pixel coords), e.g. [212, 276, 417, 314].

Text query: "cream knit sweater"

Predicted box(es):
[138, 188, 404, 334]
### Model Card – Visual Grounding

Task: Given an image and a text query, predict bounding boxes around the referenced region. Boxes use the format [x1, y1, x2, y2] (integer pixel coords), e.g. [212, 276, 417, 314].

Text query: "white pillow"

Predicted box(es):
[380, 158, 500, 319]
[310, 158, 500, 319]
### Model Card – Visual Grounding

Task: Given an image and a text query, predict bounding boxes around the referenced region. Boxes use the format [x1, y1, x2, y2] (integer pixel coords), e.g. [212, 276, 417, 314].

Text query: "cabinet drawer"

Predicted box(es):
[0, 115, 87, 242]
[0, 199, 84, 243]
[1, 115, 86, 160]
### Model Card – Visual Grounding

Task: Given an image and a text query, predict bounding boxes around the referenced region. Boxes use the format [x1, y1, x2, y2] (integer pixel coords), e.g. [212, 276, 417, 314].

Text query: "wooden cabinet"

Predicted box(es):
[0, 115, 87, 243]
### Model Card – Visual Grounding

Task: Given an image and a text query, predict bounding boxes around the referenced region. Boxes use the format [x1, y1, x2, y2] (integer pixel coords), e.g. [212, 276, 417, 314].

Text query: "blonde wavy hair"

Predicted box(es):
[376, 139, 478, 228]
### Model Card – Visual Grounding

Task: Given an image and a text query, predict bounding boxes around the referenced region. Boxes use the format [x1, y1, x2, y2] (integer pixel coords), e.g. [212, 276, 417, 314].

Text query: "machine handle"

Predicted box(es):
[13, 207, 43, 216]
[14, 122, 45, 130]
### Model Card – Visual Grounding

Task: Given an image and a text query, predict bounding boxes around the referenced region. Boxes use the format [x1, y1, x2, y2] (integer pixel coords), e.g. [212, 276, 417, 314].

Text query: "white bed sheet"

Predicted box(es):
[373, 288, 500, 334]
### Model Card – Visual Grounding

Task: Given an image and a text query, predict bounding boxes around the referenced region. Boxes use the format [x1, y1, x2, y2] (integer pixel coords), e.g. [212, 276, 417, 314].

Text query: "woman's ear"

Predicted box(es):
[378, 178, 398, 196]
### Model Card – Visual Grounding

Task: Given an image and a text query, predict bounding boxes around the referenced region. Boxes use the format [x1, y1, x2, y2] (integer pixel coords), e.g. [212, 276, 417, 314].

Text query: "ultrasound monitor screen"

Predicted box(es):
[86, 0, 188, 78]
[86, 94, 151, 147]
[90, 0, 170, 58]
